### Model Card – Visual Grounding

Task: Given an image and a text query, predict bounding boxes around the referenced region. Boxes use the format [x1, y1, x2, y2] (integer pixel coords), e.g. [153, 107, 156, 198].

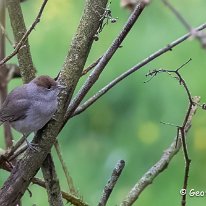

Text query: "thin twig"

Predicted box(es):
[98, 160, 125, 206]
[81, 56, 102, 76]
[120, 96, 200, 206]
[0, 0, 48, 67]
[162, 0, 206, 48]
[0, 135, 26, 166]
[0, 0, 14, 149]
[0, 23, 14, 47]
[162, 0, 191, 31]
[54, 141, 78, 196]
[71, 23, 206, 117]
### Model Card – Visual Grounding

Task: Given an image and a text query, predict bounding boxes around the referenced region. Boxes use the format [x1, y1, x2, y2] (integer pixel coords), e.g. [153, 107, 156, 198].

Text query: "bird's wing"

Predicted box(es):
[0, 86, 30, 122]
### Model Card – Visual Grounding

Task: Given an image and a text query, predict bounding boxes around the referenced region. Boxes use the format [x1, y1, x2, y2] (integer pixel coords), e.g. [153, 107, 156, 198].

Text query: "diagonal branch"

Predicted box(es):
[54, 141, 78, 196]
[72, 23, 206, 117]
[2, 0, 48, 82]
[98, 160, 125, 206]
[162, 0, 206, 49]
[162, 0, 191, 31]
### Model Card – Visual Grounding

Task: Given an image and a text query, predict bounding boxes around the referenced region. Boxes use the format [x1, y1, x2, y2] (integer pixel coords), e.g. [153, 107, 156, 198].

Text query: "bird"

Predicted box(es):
[0, 75, 64, 150]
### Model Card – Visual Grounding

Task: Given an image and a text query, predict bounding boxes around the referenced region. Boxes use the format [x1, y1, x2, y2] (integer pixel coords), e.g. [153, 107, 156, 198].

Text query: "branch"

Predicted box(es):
[2, 0, 48, 82]
[54, 141, 78, 196]
[72, 23, 206, 116]
[146, 59, 195, 205]
[81, 56, 102, 76]
[0, 1, 109, 205]
[65, 1, 148, 119]
[6, 64, 21, 79]
[0, 0, 14, 149]
[162, 0, 191, 31]
[41, 154, 64, 206]
[0, 23, 14, 47]
[162, 0, 206, 49]
[120, 96, 200, 206]
[0, 164, 88, 206]
[98, 160, 125, 206]
[32, 177, 89, 206]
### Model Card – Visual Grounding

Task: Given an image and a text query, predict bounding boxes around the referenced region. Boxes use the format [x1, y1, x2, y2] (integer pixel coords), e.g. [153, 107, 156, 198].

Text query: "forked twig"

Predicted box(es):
[145, 59, 195, 206]
[0, 0, 48, 66]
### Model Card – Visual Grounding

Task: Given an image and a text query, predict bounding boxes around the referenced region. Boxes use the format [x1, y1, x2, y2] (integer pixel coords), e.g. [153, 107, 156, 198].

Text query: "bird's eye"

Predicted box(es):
[47, 85, 51, 90]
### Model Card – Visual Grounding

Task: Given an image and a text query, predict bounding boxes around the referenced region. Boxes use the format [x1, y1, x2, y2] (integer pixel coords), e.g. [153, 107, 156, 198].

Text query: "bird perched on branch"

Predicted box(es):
[0, 75, 64, 150]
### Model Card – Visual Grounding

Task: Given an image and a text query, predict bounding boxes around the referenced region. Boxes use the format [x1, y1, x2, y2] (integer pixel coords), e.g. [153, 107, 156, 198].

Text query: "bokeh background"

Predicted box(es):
[1, 0, 206, 205]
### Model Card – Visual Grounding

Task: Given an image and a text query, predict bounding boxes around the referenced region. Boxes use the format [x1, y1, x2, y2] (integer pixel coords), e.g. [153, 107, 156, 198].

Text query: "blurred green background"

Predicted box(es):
[1, 0, 206, 205]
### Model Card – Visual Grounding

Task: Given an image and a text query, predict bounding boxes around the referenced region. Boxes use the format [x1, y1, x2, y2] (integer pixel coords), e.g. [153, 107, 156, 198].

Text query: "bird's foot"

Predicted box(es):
[25, 140, 39, 152]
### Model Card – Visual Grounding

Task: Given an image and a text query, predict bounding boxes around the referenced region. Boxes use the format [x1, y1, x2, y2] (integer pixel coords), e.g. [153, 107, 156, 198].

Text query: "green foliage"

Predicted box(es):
[1, 0, 206, 205]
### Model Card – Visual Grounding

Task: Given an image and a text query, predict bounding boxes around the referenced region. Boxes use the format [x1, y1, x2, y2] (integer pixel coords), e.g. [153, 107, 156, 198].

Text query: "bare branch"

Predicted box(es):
[162, 0, 191, 31]
[162, 0, 206, 49]
[2, 0, 48, 82]
[72, 23, 206, 117]
[81, 56, 102, 76]
[0, 23, 14, 47]
[6, 64, 21, 79]
[41, 154, 64, 206]
[98, 160, 125, 206]
[54, 141, 78, 196]
[143, 60, 197, 206]
[66, 1, 148, 120]
[120, 96, 200, 206]
[0, 0, 14, 149]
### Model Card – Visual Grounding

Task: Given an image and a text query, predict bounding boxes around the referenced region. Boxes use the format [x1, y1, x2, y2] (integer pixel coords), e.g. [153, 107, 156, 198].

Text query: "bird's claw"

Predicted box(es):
[26, 142, 39, 152]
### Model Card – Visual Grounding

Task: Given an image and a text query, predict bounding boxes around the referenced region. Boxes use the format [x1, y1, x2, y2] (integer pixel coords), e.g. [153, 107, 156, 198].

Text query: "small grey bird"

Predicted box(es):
[0, 75, 63, 149]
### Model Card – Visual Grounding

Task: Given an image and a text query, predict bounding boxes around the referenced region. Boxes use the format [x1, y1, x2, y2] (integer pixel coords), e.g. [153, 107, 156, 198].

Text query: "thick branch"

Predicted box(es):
[0, 1, 108, 205]
[120, 96, 200, 206]
[41, 154, 64, 206]
[5, 0, 37, 82]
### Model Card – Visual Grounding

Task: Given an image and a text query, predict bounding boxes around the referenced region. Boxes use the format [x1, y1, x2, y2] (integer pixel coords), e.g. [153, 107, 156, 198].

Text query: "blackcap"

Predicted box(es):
[0, 75, 63, 149]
